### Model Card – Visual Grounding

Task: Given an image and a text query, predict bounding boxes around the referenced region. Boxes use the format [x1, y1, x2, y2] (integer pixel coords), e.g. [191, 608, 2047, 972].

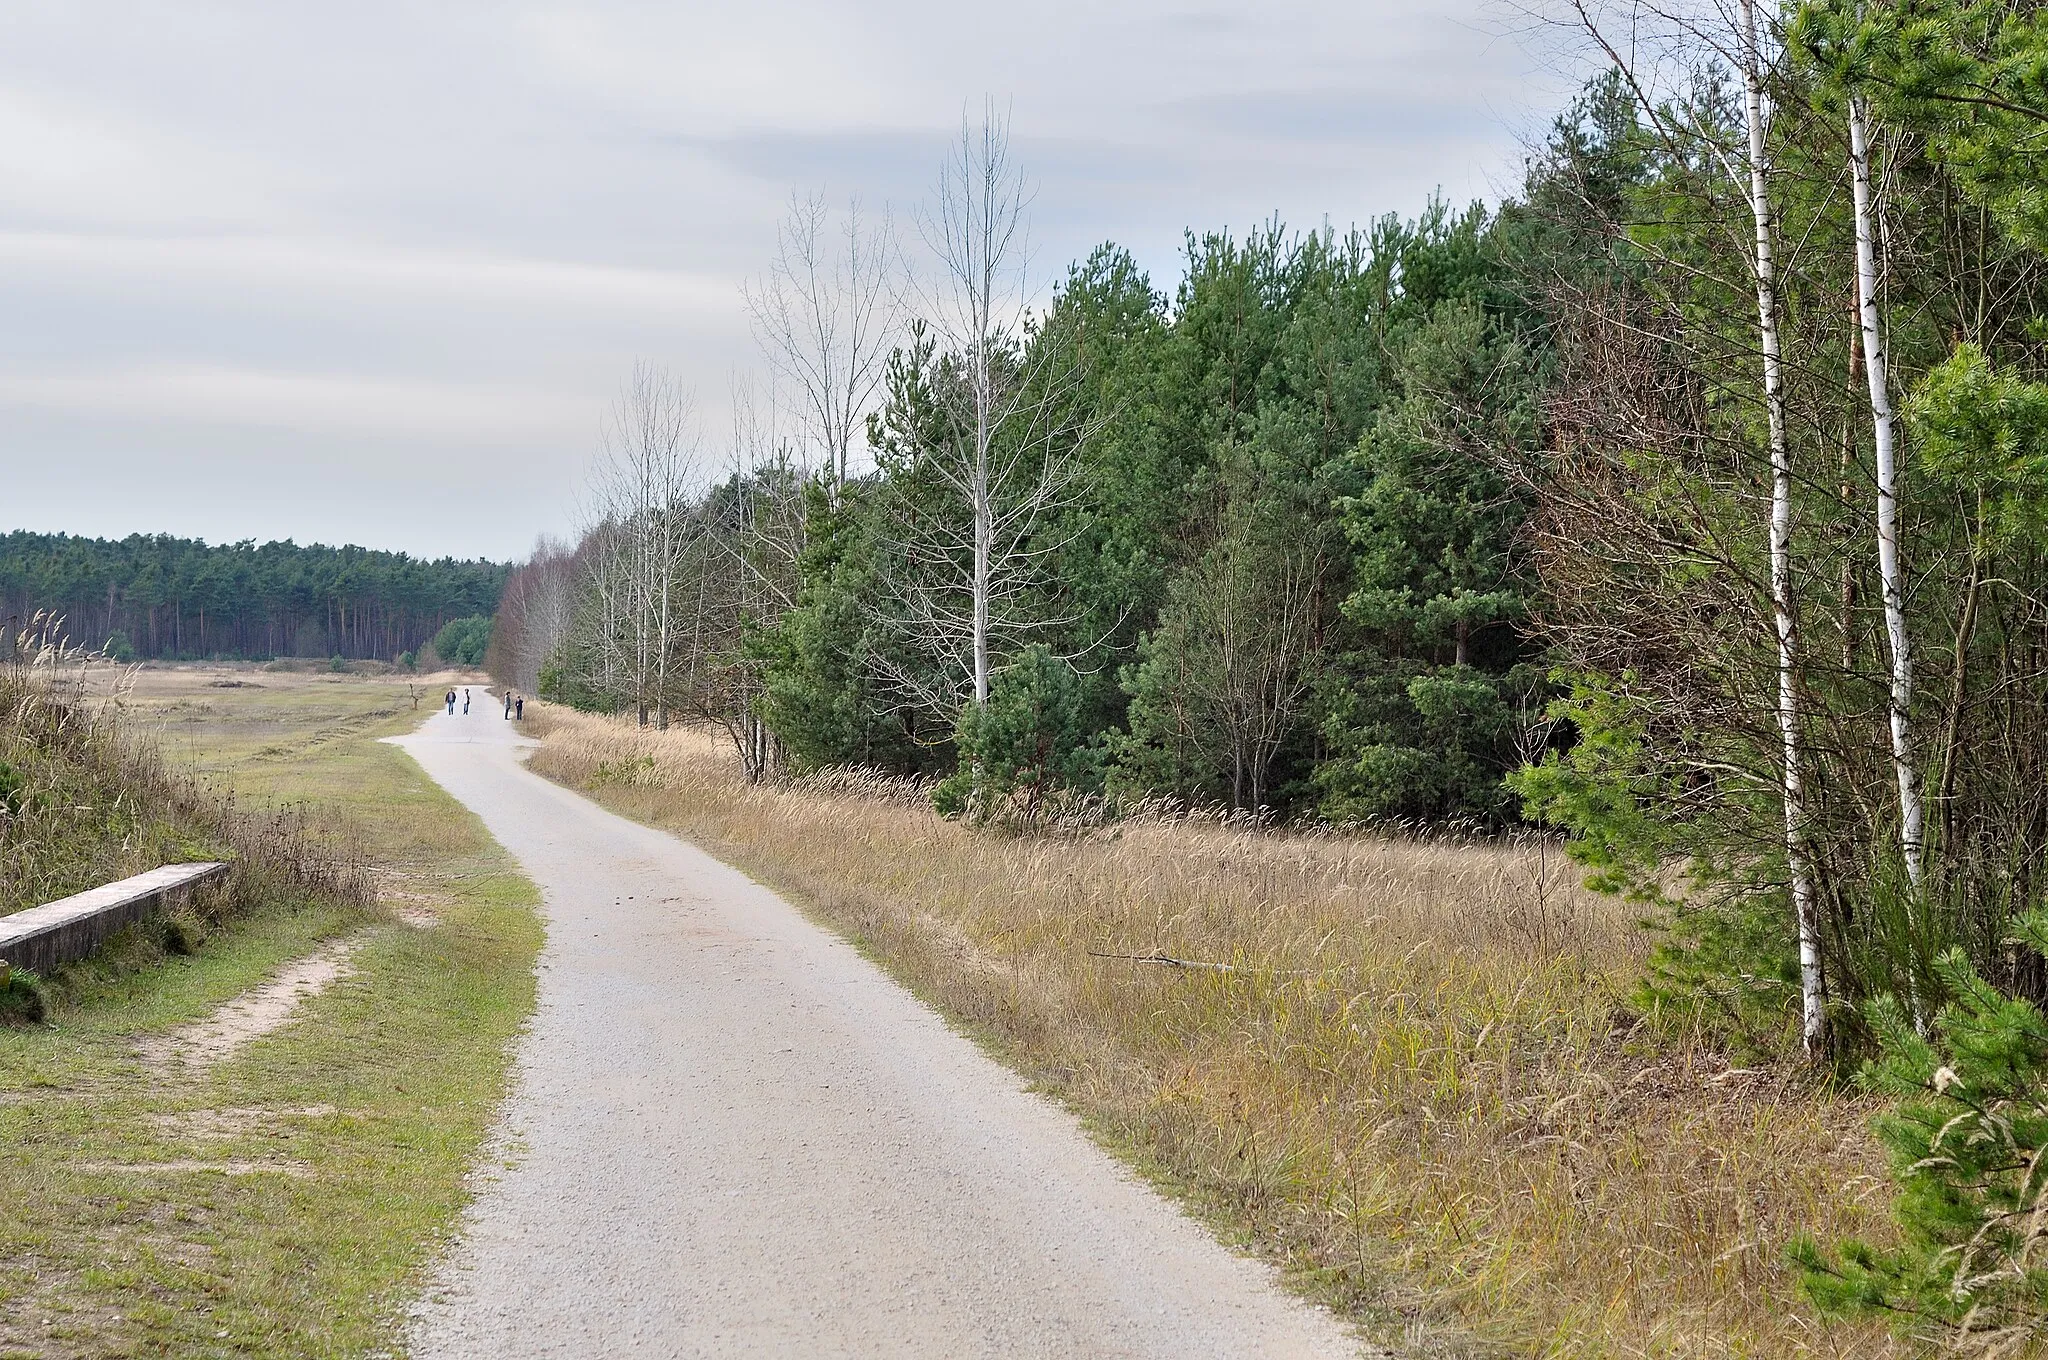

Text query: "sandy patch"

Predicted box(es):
[138, 938, 362, 1070]
[379, 891, 442, 928]
[146, 1105, 339, 1139]
[373, 869, 444, 929]
[78, 1159, 310, 1178]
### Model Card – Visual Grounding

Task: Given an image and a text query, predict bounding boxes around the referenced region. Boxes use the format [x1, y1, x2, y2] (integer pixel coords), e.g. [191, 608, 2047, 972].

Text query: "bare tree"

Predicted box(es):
[527, 538, 579, 691]
[745, 192, 898, 495]
[1140, 503, 1326, 813]
[875, 105, 1094, 722]
[1733, 0, 1830, 1058]
[491, 534, 577, 693]
[725, 374, 811, 621]
[586, 363, 699, 727]
[672, 378, 809, 780]
[569, 517, 628, 707]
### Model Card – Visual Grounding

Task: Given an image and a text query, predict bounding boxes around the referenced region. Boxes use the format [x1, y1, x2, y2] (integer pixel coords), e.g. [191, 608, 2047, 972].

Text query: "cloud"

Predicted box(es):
[1161, 86, 1505, 148]
[0, 86, 313, 233]
[0, 231, 733, 318]
[0, 365, 590, 445]
[0, 0, 1577, 560]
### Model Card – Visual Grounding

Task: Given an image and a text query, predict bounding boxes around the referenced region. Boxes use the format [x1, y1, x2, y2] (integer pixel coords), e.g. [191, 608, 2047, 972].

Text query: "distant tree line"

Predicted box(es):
[0, 531, 508, 662]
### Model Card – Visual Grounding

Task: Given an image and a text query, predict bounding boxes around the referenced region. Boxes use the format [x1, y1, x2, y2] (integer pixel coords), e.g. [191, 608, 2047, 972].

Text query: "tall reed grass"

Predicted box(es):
[0, 619, 371, 934]
[531, 707, 1902, 1357]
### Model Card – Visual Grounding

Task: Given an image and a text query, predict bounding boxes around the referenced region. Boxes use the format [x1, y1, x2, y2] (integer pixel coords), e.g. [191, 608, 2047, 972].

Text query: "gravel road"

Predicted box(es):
[395, 696, 1362, 1359]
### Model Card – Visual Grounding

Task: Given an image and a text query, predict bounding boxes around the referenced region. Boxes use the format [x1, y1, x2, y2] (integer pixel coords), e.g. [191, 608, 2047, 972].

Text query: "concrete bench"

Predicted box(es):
[0, 862, 231, 975]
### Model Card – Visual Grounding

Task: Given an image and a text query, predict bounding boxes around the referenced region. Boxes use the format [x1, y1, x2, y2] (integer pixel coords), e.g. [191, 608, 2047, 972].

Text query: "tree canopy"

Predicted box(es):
[0, 531, 507, 661]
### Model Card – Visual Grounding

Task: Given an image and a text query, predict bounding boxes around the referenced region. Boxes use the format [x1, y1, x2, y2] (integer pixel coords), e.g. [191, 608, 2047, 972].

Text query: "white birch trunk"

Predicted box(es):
[1849, 95, 1926, 891]
[654, 503, 672, 730]
[1742, 0, 1828, 1056]
[589, 364, 696, 726]
[962, 127, 1002, 712]
[972, 240, 994, 707]
[880, 108, 1094, 724]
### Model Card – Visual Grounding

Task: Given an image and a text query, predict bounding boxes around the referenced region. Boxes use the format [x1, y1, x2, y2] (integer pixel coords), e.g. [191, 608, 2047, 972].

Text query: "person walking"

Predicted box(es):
[445, 689, 456, 715]
[462, 688, 471, 714]
[504, 690, 513, 720]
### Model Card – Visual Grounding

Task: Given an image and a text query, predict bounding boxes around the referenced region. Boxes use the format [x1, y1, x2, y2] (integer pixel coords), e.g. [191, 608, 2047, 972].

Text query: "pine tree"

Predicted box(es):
[1796, 908, 2048, 1349]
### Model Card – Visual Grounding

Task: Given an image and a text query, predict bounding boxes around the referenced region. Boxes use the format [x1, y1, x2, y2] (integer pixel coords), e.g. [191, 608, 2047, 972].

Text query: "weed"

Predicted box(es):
[0, 968, 43, 1025]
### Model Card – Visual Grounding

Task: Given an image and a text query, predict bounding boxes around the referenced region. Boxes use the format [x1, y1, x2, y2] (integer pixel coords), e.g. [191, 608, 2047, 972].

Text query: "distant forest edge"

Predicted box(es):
[0, 531, 508, 662]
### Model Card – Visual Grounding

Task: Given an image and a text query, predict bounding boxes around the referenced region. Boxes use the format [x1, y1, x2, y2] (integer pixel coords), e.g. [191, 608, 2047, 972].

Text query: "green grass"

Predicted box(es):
[0, 668, 540, 1359]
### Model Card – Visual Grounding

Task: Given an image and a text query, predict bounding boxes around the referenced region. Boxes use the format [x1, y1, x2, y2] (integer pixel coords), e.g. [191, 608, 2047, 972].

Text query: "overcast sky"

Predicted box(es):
[1, 2, 1575, 562]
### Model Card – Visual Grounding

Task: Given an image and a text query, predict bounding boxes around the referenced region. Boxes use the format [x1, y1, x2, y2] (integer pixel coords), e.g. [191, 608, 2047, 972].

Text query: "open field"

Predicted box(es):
[529, 706, 1905, 1359]
[0, 664, 540, 1359]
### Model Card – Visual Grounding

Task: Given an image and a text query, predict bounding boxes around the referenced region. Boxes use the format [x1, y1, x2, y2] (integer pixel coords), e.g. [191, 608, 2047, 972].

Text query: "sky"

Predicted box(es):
[0, 2, 1577, 563]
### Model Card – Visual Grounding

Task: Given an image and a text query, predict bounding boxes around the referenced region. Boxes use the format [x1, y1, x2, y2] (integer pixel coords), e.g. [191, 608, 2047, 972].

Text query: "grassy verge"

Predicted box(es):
[528, 706, 1902, 1359]
[0, 666, 540, 1360]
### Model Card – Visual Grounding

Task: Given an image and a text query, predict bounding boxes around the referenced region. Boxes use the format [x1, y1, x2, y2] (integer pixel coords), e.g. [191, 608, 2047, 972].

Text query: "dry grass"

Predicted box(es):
[529, 706, 1906, 1359]
[0, 661, 372, 930]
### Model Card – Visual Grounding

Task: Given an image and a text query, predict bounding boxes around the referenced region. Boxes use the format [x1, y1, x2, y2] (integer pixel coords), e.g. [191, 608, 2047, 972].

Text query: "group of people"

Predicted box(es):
[441, 686, 523, 720]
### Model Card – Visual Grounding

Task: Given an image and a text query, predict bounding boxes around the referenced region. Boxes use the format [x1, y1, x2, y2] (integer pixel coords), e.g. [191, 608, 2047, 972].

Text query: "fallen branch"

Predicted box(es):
[1087, 949, 1240, 974]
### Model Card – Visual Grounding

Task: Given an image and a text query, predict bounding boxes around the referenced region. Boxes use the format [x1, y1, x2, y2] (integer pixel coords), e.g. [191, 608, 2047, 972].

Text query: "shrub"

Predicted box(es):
[0, 966, 44, 1025]
[933, 646, 1100, 825]
[1795, 908, 2048, 1351]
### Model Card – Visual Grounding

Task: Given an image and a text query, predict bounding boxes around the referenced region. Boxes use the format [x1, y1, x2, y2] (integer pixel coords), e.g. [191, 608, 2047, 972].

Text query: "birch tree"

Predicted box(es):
[494, 534, 577, 693]
[1847, 93, 1927, 893]
[1734, 0, 1830, 1058]
[875, 105, 1093, 721]
[745, 193, 898, 495]
[588, 363, 698, 727]
[570, 517, 629, 707]
[1566, 0, 1829, 1054]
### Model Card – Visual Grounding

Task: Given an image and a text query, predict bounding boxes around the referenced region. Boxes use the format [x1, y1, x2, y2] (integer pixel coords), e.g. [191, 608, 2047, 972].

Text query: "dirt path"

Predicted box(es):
[393, 697, 1362, 1359]
[137, 937, 361, 1071]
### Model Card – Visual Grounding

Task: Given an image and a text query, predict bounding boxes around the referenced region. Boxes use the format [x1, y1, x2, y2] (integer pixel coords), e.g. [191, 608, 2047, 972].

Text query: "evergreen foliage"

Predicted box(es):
[431, 615, 493, 667]
[0, 531, 506, 661]
[933, 645, 1100, 824]
[749, 482, 944, 774]
[1800, 0, 2048, 254]
[1795, 909, 2048, 1349]
[734, 203, 1549, 821]
[496, 17, 2048, 1071]
[1318, 204, 1548, 826]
